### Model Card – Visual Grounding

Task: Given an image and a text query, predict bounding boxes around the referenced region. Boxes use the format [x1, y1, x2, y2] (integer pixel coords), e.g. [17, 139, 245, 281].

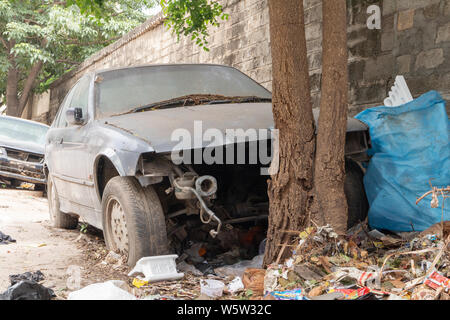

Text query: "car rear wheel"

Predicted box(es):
[102, 176, 168, 267]
[47, 174, 79, 229]
[10, 179, 22, 188]
[345, 159, 369, 229]
[34, 183, 46, 192]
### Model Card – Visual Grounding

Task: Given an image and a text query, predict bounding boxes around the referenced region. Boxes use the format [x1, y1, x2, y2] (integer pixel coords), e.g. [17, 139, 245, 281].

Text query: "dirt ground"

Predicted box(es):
[0, 188, 247, 300]
[0, 189, 129, 298]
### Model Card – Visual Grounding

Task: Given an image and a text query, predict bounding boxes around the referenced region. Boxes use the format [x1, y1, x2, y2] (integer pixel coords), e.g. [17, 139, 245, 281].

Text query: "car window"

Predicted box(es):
[55, 76, 90, 128]
[69, 76, 90, 118]
[55, 86, 76, 128]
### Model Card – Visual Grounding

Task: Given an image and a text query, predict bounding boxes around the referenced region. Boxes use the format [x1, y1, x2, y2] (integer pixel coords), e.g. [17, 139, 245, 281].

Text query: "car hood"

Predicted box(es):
[103, 102, 368, 154]
[104, 103, 275, 153]
[0, 137, 45, 155]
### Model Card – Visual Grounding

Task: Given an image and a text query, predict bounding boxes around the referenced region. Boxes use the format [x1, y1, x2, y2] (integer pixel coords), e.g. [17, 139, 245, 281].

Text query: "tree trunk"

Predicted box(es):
[314, 0, 349, 235]
[5, 61, 42, 118]
[6, 65, 20, 117]
[264, 0, 316, 266]
[18, 61, 43, 114]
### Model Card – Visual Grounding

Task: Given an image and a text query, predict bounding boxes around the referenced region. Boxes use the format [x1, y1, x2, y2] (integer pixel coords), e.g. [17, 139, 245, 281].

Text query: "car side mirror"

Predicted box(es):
[66, 107, 85, 125]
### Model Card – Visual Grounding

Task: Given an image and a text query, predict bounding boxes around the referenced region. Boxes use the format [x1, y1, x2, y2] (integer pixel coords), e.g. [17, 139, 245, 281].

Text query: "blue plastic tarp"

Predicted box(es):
[355, 91, 450, 232]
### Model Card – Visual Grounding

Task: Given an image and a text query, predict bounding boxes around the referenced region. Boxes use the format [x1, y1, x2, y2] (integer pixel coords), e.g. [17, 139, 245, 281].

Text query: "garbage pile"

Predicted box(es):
[168, 222, 266, 276]
[0, 230, 16, 245]
[262, 222, 450, 300]
[0, 271, 55, 300]
[64, 219, 449, 301]
[66, 207, 449, 301]
[9, 270, 45, 285]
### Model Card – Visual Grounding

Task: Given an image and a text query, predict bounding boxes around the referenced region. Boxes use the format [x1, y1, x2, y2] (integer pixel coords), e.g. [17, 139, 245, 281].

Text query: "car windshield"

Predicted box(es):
[95, 65, 272, 118]
[0, 117, 48, 145]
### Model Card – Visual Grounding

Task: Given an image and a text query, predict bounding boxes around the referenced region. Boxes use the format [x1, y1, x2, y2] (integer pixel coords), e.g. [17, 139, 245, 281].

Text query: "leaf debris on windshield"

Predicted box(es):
[110, 94, 271, 117]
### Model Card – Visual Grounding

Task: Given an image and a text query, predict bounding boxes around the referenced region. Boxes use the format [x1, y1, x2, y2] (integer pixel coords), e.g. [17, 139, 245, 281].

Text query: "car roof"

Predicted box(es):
[0, 115, 49, 128]
[93, 63, 237, 76]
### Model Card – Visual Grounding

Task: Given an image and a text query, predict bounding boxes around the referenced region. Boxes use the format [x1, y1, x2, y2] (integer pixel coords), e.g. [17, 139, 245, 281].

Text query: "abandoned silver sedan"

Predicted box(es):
[0, 116, 48, 188]
[45, 64, 370, 266]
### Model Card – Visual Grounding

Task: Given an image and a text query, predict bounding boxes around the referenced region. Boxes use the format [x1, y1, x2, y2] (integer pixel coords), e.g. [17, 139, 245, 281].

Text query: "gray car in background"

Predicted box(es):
[45, 64, 370, 266]
[0, 116, 48, 189]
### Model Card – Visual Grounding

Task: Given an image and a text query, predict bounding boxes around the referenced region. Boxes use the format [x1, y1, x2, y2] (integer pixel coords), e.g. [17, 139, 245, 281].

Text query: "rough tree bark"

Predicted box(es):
[19, 61, 43, 111]
[263, 0, 316, 266]
[6, 61, 20, 117]
[6, 60, 43, 117]
[314, 0, 349, 234]
[4, 38, 44, 117]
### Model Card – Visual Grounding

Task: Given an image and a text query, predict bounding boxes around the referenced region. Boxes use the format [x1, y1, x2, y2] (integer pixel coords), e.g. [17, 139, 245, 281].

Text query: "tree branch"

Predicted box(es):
[16, 39, 47, 115]
[18, 60, 43, 113]
[0, 36, 9, 50]
[24, 19, 42, 26]
[6, 39, 16, 62]
[37, 1, 67, 13]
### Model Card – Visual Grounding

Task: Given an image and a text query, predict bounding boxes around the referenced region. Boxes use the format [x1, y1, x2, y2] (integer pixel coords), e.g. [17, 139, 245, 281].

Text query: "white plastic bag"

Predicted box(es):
[68, 280, 136, 300]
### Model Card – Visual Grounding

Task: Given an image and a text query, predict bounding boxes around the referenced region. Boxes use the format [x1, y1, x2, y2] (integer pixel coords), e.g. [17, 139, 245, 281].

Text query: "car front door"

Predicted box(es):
[47, 75, 96, 218]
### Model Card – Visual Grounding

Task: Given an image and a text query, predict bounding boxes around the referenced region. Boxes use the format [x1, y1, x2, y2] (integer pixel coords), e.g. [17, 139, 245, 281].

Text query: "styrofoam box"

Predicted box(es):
[128, 255, 184, 282]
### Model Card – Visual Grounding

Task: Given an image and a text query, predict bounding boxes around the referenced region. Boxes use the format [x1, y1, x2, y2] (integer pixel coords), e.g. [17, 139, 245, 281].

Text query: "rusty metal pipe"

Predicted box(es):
[172, 177, 222, 238]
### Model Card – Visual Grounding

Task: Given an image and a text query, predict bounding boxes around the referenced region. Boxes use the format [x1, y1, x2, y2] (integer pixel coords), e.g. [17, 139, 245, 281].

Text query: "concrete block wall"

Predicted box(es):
[305, 0, 450, 115]
[37, 0, 450, 124]
[350, 0, 450, 115]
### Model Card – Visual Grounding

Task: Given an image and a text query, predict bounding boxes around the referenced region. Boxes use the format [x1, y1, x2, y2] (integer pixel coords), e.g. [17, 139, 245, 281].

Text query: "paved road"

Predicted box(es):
[0, 189, 83, 294]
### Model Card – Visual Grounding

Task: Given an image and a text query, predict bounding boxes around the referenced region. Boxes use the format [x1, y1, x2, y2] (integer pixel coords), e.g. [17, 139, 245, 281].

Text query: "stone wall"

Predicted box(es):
[306, 0, 450, 115]
[360, 0, 450, 114]
[21, 91, 50, 123]
[30, 0, 450, 123]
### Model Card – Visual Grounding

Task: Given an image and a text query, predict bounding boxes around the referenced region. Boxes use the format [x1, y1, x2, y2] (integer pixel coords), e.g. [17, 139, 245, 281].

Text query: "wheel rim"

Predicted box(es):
[106, 197, 129, 255]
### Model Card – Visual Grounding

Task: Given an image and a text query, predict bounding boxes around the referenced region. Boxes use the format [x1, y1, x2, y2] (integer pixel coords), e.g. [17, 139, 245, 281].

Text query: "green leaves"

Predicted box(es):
[160, 0, 227, 50]
[67, 0, 227, 50]
[11, 42, 54, 65]
[66, 0, 105, 18]
[1, 0, 226, 108]
[0, 0, 155, 97]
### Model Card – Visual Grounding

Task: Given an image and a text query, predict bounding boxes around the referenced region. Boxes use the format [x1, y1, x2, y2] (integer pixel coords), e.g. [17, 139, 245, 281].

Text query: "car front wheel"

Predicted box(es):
[102, 176, 168, 267]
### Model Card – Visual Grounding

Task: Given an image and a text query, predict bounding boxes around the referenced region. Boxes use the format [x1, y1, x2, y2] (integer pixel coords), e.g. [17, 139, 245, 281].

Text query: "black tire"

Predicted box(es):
[345, 159, 369, 229]
[102, 176, 168, 267]
[10, 179, 21, 188]
[47, 173, 79, 229]
[34, 183, 46, 192]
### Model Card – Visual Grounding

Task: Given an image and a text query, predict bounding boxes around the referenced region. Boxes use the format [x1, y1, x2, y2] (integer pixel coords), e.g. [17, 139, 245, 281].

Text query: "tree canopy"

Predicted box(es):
[70, 0, 228, 49]
[0, 0, 228, 115]
[0, 0, 155, 115]
[160, 0, 228, 50]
